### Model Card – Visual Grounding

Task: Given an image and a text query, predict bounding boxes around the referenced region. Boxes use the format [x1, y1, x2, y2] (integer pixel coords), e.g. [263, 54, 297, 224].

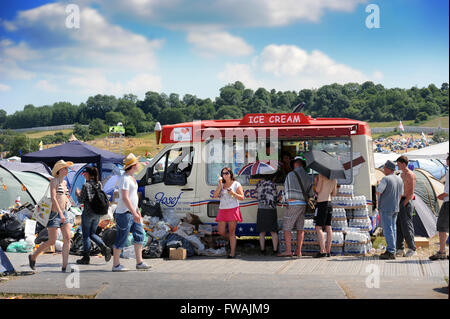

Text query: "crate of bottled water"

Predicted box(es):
[337, 184, 353, 196]
[345, 231, 370, 244]
[332, 232, 344, 245]
[278, 242, 297, 254]
[353, 208, 369, 218]
[348, 218, 372, 232]
[303, 219, 316, 231]
[278, 230, 297, 242]
[331, 219, 347, 231]
[332, 208, 347, 219]
[301, 244, 320, 254]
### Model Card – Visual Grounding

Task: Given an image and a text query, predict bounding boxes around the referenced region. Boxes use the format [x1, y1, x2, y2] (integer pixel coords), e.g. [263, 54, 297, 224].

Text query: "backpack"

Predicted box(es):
[89, 183, 110, 216]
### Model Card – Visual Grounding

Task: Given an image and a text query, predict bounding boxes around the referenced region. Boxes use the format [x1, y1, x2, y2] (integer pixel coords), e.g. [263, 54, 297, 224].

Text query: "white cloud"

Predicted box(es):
[218, 63, 262, 89]
[35, 80, 58, 92]
[219, 44, 376, 91]
[68, 70, 162, 98]
[187, 30, 253, 57]
[0, 3, 165, 99]
[0, 83, 11, 92]
[81, 0, 367, 28]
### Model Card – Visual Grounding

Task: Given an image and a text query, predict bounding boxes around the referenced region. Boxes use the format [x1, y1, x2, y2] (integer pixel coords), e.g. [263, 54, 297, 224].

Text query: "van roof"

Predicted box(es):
[160, 113, 370, 144]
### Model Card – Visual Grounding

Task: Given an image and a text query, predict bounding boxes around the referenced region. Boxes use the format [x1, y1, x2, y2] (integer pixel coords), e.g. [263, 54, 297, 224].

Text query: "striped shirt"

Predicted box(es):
[283, 167, 314, 206]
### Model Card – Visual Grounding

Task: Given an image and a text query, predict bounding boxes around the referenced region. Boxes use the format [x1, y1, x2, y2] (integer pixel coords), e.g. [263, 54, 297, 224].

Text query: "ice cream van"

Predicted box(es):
[137, 113, 378, 236]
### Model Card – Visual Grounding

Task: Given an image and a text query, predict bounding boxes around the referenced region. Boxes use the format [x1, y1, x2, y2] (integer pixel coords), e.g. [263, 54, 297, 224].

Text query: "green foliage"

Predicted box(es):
[73, 123, 90, 141]
[0, 131, 39, 156]
[1, 81, 448, 131]
[432, 131, 449, 143]
[89, 118, 107, 136]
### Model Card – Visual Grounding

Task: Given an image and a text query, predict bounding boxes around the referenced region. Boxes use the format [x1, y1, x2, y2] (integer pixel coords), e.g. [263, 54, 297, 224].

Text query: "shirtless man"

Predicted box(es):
[395, 155, 417, 257]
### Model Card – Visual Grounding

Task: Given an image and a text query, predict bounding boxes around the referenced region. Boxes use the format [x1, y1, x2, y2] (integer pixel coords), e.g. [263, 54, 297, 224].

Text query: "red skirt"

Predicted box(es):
[215, 206, 243, 223]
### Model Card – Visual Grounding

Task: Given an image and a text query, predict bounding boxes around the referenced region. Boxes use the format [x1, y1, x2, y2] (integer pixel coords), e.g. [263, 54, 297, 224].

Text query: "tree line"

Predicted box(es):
[1, 81, 448, 136]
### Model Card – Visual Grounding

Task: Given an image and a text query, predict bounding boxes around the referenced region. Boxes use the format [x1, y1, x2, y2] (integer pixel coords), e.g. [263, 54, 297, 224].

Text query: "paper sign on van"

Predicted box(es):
[172, 127, 192, 142]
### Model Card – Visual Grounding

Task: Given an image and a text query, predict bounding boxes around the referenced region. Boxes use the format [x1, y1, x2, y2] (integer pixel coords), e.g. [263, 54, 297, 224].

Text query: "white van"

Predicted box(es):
[137, 113, 378, 236]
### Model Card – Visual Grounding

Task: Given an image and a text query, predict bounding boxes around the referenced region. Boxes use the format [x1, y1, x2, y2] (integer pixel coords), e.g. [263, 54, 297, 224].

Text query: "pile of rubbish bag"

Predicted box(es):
[0, 201, 228, 259]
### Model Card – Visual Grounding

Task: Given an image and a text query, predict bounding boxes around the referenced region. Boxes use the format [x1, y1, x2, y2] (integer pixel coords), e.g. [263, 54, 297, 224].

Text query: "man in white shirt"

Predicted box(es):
[430, 154, 449, 260]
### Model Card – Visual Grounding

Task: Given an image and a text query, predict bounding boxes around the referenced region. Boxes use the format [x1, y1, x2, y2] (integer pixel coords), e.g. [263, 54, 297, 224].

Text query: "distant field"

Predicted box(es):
[368, 116, 448, 128]
[24, 129, 73, 139]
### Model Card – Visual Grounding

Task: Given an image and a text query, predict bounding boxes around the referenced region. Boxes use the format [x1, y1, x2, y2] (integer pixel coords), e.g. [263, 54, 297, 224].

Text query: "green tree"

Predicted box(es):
[89, 118, 107, 136]
[73, 123, 90, 140]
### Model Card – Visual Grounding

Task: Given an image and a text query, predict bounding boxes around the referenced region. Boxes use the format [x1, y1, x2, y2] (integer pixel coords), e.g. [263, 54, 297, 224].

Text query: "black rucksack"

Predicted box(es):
[89, 184, 109, 216]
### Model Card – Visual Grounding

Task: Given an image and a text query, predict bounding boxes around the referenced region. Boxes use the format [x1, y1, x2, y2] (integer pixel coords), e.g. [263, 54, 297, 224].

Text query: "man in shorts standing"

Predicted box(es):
[278, 157, 313, 257]
[430, 154, 449, 260]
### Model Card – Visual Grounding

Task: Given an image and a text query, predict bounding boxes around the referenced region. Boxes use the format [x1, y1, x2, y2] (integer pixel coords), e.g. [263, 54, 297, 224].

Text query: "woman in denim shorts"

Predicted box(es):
[29, 160, 74, 272]
[112, 154, 150, 272]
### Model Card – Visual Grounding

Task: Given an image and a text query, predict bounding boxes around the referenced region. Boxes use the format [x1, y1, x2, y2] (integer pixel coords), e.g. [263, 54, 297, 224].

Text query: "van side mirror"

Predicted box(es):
[138, 167, 154, 187]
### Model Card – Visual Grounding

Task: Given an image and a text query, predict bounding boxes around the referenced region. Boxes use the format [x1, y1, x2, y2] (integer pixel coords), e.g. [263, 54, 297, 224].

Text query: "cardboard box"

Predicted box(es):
[169, 248, 186, 260]
[42, 245, 55, 254]
[406, 237, 429, 249]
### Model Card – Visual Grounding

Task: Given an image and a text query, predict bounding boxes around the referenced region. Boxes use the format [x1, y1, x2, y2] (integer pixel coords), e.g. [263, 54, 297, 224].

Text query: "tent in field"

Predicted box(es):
[0, 160, 52, 176]
[21, 140, 125, 173]
[0, 165, 50, 209]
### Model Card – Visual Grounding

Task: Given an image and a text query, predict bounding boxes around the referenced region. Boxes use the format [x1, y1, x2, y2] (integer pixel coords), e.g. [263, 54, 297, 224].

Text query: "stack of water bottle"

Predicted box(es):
[344, 230, 372, 255]
[331, 195, 367, 208]
[348, 207, 372, 232]
[337, 184, 354, 196]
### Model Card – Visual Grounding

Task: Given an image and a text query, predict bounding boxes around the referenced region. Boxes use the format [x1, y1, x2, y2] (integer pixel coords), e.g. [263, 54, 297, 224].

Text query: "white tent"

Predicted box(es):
[373, 152, 400, 168]
[405, 141, 449, 160]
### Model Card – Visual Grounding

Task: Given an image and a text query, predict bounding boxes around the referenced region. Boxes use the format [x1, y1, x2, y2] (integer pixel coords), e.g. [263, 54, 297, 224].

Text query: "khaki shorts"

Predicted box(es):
[282, 205, 306, 231]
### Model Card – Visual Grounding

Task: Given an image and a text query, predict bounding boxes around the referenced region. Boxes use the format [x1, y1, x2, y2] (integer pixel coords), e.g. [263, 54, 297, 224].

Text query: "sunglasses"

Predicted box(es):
[222, 171, 230, 175]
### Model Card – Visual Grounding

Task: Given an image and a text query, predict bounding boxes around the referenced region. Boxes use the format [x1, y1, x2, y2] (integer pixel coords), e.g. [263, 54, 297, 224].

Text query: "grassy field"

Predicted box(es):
[368, 116, 448, 128]
[24, 129, 73, 139]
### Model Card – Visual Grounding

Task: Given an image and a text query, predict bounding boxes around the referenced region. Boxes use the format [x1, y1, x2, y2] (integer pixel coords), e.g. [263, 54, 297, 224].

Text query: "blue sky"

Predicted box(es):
[0, 0, 448, 114]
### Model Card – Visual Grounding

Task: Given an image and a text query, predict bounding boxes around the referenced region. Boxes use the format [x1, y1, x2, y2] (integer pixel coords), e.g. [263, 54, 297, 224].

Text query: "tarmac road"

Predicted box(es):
[1, 252, 448, 299]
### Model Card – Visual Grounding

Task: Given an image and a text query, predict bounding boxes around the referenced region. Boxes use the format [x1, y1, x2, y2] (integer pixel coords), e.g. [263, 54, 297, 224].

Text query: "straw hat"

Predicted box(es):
[52, 160, 74, 177]
[123, 153, 139, 170]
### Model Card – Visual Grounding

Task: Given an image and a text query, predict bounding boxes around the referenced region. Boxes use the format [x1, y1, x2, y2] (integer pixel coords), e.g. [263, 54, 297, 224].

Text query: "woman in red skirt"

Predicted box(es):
[213, 167, 245, 258]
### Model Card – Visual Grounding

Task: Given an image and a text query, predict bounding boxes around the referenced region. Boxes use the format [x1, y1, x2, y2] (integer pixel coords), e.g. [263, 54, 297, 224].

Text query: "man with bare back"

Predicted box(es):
[395, 155, 417, 257]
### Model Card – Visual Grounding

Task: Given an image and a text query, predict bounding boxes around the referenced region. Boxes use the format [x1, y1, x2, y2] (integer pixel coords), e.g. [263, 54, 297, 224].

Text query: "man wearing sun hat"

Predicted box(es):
[112, 153, 150, 272]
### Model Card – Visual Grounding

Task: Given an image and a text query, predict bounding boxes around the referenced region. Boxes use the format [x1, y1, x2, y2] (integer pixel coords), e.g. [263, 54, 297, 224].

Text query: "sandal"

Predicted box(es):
[429, 252, 446, 260]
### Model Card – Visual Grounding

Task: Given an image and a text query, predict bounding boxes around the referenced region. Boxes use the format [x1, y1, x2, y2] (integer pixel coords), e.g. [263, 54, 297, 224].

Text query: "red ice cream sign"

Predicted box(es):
[241, 113, 311, 126]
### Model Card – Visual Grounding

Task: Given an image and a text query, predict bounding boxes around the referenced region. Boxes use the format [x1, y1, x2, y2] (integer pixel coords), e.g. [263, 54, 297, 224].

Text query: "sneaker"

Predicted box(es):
[112, 264, 130, 272]
[405, 249, 417, 257]
[379, 251, 396, 260]
[429, 251, 446, 261]
[396, 249, 405, 257]
[136, 262, 151, 270]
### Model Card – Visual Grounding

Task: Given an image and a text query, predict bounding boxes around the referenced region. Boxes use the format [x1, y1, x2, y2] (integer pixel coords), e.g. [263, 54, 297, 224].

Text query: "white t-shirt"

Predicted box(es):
[115, 174, 139, 214]
[219, 181, 241, 209]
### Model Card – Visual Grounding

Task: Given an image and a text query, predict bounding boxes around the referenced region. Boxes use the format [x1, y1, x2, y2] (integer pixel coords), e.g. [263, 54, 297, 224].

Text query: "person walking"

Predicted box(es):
[314, 173, 337, 258]
[395, 155, 417, 257]
[429, 154, 449, 260]
[377, 160, 404, 260]
[75, 166, 112, 265]
[255, 171, 280, 255]
[278, 156, 313, 257]
[112, 154, 150, 272]
[29, 160, 74, 272]
[213, 167, 245, 258]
